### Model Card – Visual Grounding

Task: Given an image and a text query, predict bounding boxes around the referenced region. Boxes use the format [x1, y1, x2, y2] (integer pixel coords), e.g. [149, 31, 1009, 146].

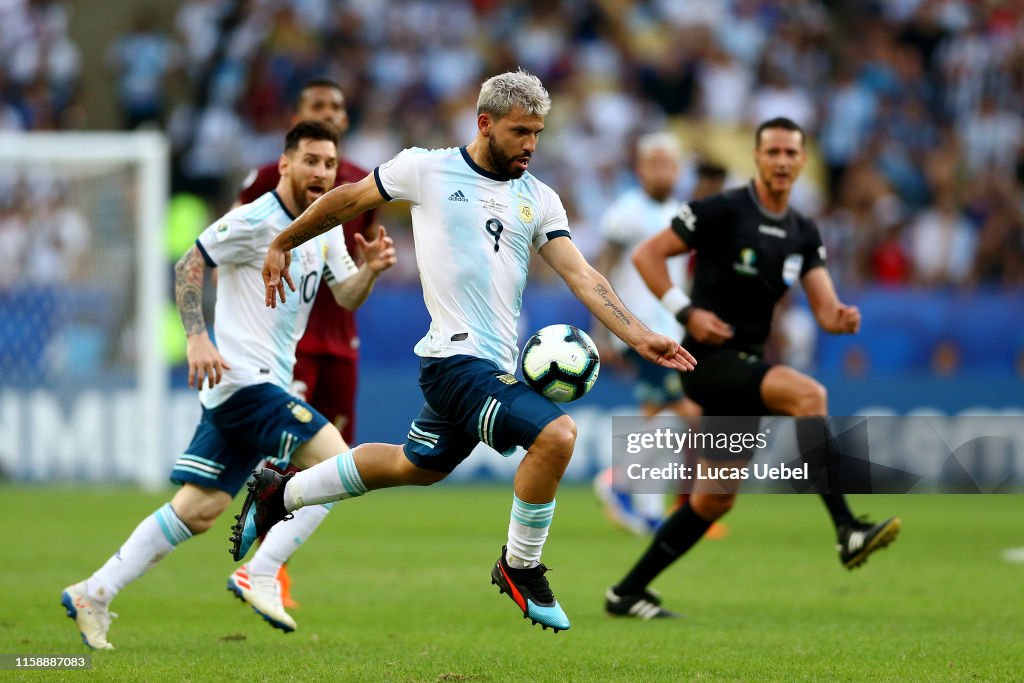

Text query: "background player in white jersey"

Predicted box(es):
[593, 148, 728, 536]
[61, 121, 396, 649]
[229, 70, 696, 634]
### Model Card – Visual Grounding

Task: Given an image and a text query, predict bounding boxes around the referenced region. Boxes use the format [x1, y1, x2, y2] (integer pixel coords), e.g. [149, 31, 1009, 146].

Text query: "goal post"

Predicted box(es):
[0, 131, 169, 488]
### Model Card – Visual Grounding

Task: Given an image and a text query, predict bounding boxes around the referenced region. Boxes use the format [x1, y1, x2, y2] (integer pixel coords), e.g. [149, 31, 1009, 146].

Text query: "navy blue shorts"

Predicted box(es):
[171, 383, 329, 495]
[403, 355, 566, 473]
[623, 348, 685, 407]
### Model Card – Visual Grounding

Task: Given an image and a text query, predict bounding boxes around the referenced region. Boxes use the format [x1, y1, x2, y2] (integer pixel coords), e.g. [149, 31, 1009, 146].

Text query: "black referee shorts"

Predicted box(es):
[680, 344, 773, 417]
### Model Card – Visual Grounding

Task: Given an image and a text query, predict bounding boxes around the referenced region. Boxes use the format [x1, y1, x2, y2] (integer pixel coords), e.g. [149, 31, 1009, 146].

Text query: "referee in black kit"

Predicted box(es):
[604, 117, 901, 619]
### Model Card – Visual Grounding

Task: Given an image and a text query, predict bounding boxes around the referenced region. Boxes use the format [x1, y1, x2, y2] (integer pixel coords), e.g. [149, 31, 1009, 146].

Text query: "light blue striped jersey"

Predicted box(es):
[194, 191, 357, 408]
[374, 146, 570, 372]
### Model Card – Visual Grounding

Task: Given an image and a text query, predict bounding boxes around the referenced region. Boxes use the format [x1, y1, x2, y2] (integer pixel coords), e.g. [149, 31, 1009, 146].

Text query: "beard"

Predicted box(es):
[488, 136, 528, 179]
[290, 176, 324, 212]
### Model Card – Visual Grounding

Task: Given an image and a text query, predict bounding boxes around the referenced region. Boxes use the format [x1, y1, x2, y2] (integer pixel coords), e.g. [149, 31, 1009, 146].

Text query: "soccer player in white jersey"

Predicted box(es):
[61, 121, 396, 649]
[593, 145, 727, 538]
[229, 70, 696, 634]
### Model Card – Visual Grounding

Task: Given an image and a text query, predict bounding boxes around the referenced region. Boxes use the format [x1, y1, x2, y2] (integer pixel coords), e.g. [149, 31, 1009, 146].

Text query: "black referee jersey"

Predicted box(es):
[670, 181, 826, 355]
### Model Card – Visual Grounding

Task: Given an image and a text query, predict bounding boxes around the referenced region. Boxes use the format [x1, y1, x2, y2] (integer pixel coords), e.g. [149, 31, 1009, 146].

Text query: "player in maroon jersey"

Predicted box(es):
[234, 78, 378, 611]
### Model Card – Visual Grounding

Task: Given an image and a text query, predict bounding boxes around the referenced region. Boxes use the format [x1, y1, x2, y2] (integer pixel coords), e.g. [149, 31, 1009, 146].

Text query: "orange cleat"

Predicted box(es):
[277, 564, 299, 609]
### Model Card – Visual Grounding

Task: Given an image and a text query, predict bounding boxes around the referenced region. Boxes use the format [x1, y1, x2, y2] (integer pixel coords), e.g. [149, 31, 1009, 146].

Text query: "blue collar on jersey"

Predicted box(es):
[460, 146, 515, 182]
[271, 190, 298, 220]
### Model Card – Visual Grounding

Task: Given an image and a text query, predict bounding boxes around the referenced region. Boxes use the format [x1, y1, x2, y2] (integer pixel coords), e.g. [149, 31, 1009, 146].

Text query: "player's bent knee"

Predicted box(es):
[291, 424, 349, 470]
[797, 381, 828, 416]
[534, 415, 577, 458]
[171, 485, 231, 534]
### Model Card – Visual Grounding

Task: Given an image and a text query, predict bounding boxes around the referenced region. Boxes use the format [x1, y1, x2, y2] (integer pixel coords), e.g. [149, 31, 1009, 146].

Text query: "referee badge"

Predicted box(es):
[782, 254, 804, 286]
[519, 204, 534, 223]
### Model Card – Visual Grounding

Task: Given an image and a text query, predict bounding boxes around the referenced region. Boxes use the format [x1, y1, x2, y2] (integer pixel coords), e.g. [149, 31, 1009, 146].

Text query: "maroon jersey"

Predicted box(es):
[237, 158, 377, 359]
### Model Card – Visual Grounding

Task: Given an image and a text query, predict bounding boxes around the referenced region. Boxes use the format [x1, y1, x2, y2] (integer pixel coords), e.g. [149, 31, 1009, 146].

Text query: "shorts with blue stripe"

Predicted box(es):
[172, 383, 328, 495]
[403, 355, 565, 473]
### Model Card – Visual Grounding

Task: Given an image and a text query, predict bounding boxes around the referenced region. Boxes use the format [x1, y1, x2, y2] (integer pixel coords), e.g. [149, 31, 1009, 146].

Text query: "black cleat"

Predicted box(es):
[605, 587, 680, 619]
[838, 516, 901, 569]
[489, 546, 570, 632]
[229, 468, 294, 562]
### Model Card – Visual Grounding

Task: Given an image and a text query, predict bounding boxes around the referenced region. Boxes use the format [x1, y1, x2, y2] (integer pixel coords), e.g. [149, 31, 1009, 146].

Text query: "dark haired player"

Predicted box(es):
[605, 117, 900, 619]
[61, 121, 396, 647]
[234, 78, 378, 608]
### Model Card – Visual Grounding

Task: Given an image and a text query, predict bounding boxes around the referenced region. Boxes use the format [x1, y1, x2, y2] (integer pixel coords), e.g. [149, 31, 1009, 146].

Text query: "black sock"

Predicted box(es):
[615, 503, 712, 596]
[796, 417, 856, 530]
[819, 492, 855, 531]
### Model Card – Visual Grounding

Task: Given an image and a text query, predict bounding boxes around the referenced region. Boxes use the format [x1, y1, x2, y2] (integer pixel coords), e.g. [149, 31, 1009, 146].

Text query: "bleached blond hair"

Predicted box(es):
[477, 69, 551, 119]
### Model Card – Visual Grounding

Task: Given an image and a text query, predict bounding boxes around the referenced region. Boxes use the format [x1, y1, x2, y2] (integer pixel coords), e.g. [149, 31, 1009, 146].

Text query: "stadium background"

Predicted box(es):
[1, 2, 1023, 680]
[1, 0, 1021, 485]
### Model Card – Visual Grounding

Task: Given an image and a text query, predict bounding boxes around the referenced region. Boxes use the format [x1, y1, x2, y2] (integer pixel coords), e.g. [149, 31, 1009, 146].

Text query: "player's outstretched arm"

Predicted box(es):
[264, 174, 389, 308]
[802, 267, 861, 334]
[174, 246, 231, 390]
[329, 225, 397, 310]
[540, 236, 696, 371]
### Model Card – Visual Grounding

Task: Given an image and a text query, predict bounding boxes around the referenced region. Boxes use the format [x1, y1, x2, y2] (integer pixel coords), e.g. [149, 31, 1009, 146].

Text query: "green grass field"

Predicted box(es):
[3, 485, 1022, 682]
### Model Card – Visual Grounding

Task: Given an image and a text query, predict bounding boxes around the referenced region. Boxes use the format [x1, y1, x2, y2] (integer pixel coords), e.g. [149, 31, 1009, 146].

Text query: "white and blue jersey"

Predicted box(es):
[601, 187, 686, 350]
[193, 190, 358, 408]
[374, 147, 570, 373]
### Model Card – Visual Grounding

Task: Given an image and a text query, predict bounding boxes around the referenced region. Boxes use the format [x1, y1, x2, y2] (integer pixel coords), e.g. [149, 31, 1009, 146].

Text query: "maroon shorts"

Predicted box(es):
[291, 351, 358, 445]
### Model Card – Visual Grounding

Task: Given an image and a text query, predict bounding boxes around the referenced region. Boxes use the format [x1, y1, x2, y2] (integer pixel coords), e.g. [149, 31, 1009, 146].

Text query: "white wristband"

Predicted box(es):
[659, 286, 691, 316]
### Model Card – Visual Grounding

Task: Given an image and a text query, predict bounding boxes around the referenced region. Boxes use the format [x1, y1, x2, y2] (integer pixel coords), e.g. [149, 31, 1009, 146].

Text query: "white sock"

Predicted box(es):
[506, 495, 556, 569]
[248, 503, 333, 576]
[283, 450, 367, 511]
[88, 503, 192, 603]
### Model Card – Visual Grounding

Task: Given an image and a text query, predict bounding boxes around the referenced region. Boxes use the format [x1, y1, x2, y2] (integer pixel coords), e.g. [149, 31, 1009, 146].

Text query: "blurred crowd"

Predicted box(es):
[2, 0, 1024, 290]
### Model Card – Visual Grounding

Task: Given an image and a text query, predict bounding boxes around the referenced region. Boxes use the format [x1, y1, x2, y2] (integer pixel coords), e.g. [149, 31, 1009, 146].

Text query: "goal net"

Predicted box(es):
[0, 132, 169, 487]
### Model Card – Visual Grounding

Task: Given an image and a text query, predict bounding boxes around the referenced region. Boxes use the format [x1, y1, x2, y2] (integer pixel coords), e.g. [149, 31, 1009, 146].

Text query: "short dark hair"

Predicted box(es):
[295, 78, 343, 110]
[284, 120, 339, 153]
[696, 160, 727, 180]
[755, 117, 805, 148]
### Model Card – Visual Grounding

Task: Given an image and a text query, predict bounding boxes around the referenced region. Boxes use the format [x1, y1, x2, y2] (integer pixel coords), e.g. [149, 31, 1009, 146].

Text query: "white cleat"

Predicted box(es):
[593, 468, 662, 536]
[61, 581, 115, 650]
[227, 564, 296, 633]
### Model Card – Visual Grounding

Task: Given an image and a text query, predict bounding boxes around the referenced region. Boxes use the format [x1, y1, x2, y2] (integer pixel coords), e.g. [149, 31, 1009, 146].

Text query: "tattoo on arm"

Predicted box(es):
[285, 214, 342, 249]
[174, 247, 208, 336]
[593, 283, 632, 327]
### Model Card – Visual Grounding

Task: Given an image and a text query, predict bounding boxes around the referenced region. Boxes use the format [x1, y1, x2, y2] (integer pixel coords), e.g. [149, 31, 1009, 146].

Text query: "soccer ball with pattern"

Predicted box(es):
[520, 324, 600, 402]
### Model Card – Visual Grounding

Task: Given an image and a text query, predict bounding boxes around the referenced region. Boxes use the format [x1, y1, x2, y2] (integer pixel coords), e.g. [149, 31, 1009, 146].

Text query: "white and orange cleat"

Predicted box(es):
[227, 564, 296, 632]
[61, 582, 116, 650]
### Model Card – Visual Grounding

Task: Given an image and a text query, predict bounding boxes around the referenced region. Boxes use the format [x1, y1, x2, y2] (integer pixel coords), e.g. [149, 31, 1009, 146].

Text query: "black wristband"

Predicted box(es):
[675, 304, 695, 326]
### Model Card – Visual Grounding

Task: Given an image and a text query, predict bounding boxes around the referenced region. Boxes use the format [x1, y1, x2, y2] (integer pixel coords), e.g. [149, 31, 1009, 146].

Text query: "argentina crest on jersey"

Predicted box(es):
[518, 202, 534, 224]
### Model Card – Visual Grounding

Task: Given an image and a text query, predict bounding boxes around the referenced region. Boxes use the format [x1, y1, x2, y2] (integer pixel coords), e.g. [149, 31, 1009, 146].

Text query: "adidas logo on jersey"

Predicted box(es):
[448, 190, 468, 202]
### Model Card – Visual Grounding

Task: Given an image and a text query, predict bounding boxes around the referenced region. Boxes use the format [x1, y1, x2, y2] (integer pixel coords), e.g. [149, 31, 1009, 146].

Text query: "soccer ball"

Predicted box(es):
[520, 324, 600, 402]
